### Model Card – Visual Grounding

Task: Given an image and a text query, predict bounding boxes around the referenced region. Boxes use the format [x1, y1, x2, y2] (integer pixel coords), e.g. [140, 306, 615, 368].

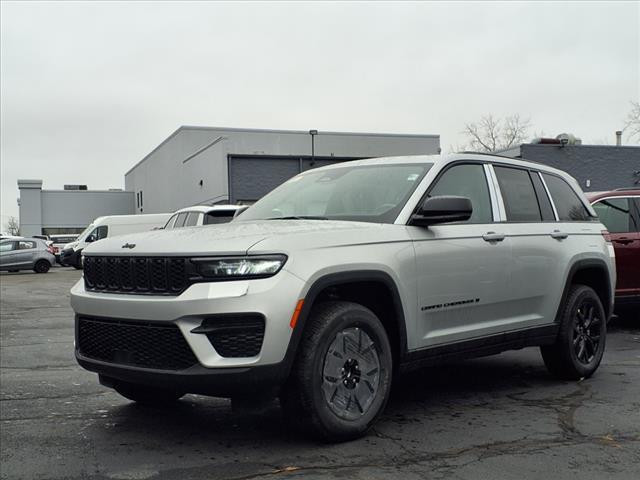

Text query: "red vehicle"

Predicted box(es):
[587, 189, 640, 313]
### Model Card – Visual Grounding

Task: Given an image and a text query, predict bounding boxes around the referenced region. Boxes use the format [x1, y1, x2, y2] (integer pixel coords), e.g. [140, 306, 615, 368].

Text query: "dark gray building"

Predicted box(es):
[499, 143, 640, 192]
[125, 126, 441, 214]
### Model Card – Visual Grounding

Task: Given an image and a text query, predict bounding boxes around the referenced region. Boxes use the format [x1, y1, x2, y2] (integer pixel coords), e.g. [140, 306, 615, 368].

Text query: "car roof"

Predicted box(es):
[585, 189, 640, 202]
[173, 204, 242, 214]
[303, 153, 572, 178]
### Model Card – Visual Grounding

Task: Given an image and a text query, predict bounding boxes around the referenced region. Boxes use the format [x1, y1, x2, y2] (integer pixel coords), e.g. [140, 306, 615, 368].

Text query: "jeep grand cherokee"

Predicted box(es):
[71, 154, 615, 441]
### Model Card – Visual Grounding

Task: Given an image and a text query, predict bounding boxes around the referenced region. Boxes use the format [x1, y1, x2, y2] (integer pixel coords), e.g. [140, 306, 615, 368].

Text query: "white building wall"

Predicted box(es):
[41, 190, 134, 229]
[17, 179, 134, 236]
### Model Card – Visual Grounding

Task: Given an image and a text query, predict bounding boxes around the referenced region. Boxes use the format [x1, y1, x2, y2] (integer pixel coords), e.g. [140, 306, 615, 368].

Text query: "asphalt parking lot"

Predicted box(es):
[1, 268, 639, 480]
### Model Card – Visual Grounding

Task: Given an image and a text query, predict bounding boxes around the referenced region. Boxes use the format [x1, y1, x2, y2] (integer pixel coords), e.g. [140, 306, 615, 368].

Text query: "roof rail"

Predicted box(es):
[458, 151, 550, 166]
[459, 151, 521, 160]
[614, 187, 640, 191]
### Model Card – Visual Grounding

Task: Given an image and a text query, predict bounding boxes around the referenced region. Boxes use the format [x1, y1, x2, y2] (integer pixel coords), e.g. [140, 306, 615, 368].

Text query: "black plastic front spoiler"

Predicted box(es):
[77, 352, 288, 398]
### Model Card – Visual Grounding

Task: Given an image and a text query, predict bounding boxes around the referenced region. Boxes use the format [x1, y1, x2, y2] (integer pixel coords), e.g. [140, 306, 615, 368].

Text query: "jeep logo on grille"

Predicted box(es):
[121, 243, 136, 249]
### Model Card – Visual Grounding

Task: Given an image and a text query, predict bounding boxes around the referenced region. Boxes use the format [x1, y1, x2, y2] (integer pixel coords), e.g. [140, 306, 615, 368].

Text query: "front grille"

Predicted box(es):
[193, 316, 265, 358]
[84, 256, 189, 295]
[77, 316, 198, 370]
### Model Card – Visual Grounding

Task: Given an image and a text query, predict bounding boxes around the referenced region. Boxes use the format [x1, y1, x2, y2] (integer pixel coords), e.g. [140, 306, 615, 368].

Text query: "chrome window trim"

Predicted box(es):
[538, 172, 559, 221]
[485, 164, 506, 222]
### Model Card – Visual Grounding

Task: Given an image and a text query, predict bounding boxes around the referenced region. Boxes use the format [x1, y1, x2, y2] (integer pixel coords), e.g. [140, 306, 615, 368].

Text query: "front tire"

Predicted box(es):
[33, 260, 50, 273]
[281, 301, 393, 441]
[113, 382, 185, 406]
[541, 285, 606, 380]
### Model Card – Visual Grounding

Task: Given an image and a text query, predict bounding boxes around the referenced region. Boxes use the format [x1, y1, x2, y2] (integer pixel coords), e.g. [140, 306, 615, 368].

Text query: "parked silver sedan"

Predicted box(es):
[0, 238, 56, 273]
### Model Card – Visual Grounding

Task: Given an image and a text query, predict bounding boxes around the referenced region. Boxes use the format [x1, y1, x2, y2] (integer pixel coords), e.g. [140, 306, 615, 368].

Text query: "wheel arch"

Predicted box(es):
[281, 270, 409, 379]
[558, 258, 613, 322]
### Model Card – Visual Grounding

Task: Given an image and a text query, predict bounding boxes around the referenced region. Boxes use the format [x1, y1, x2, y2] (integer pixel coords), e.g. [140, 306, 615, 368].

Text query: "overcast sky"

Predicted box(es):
[1, 1, 638, 227]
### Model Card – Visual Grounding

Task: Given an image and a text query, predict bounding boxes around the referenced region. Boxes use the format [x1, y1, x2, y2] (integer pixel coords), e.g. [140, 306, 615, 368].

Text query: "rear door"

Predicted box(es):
[491, 166, 568, 328]
[410, 162, 512, 347]
[16, 240, 37, 267]
[592, 195, 640, 297]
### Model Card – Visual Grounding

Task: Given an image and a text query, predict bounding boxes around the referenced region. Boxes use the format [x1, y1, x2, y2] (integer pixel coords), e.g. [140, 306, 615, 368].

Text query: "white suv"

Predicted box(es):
[71, 154, 615, 441]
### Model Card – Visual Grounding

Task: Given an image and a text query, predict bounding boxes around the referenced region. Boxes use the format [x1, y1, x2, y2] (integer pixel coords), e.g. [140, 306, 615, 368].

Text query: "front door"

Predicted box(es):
[410, 163, 512, 348]
[0, 241, 17, 267]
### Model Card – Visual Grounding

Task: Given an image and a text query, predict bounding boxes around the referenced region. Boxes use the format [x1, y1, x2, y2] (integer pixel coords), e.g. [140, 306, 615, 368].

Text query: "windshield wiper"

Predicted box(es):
[266, 215, 328, 220]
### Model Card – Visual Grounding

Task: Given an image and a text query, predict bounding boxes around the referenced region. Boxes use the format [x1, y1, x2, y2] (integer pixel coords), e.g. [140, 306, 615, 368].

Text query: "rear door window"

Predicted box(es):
[174, 213, 188, 228]
[494, 166, 542, 222]
[633, 198, 640, 232]
[427, 164, 493, 223]
[184, 212, 199, 227]
[592, 197, 637, 233]
[530, 173, 556, 221]
[542, 174, 591, 221]
[18, 241, 36, 250]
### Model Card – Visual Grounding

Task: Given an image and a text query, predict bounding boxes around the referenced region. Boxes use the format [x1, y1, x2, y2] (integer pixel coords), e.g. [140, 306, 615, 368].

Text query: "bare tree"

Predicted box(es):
[623, 100, 640, 143]
[4, 216, 20, 236]
[461, 114, 532, 152]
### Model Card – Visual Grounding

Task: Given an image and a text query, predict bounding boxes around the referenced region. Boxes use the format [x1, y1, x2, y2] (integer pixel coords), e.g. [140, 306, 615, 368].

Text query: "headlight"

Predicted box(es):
[191, 255, 287, 279]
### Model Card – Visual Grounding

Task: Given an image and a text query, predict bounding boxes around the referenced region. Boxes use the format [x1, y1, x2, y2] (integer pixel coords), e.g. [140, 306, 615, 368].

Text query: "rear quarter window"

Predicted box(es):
[542, 174, 592, 221]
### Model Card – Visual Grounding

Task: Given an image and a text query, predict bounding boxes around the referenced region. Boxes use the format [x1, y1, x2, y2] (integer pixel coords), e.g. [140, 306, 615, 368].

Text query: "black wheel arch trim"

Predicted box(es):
[557, 258, 614, 323]
[281, 270, 409, 379]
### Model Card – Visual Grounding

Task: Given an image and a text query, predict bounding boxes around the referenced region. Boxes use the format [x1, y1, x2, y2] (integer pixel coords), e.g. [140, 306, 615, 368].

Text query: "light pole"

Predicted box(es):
[309, 129, 318, 165]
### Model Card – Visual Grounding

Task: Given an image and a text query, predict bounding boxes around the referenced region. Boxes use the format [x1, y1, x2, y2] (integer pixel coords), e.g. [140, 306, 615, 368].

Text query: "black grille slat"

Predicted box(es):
[151, 258, 168, 291]
[84, 256, 189, 295]
[119, 258, 134, 291]
[78, 317, 198, 370]
[134, 258, 150, 292]
[105, 257, 120, 290]
[168, 259, 186, 292]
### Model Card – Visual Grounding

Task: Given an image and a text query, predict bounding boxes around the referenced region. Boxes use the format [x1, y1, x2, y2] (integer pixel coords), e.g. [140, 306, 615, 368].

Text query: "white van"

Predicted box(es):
[60, 213, 171, 269]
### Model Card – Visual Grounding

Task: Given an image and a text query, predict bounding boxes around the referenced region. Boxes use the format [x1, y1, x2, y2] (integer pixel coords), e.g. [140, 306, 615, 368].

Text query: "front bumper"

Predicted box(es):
[60, 248, 81, 267]
[71, 269, 306, 394]
[78, 353, 289, 397]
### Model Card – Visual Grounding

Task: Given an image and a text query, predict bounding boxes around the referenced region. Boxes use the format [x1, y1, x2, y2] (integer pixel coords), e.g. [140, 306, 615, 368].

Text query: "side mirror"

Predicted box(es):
[85, 235, 96, 243]
[410, 195, 473, 227]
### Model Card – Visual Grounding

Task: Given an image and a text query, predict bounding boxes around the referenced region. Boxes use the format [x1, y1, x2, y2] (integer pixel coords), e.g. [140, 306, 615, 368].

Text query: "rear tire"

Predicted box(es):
[541, 285, 606, 380]
[281, 301, 393, 442]
[33, 260, 50, 273]
[113, 382, 185, 406]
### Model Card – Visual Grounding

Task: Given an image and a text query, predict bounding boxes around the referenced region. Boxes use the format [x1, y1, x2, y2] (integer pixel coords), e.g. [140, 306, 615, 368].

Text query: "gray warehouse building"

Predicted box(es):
[500, 143, 640, 191]
[21, 126, 637, 238]
[124, 126, 441, 214]
[17, 180, 134, 237]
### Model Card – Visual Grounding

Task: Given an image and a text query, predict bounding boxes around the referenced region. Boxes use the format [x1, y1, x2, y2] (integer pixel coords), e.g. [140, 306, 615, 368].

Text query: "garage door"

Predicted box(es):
[228, 156, 354, 203]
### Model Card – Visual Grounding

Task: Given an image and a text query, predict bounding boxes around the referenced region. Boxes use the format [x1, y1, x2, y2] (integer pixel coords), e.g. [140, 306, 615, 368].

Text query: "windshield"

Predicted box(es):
[237, 163, 432, 224]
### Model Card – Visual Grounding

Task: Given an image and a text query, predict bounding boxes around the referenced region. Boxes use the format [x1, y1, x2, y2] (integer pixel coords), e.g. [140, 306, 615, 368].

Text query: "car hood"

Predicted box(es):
[81, 220, 406, 257]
